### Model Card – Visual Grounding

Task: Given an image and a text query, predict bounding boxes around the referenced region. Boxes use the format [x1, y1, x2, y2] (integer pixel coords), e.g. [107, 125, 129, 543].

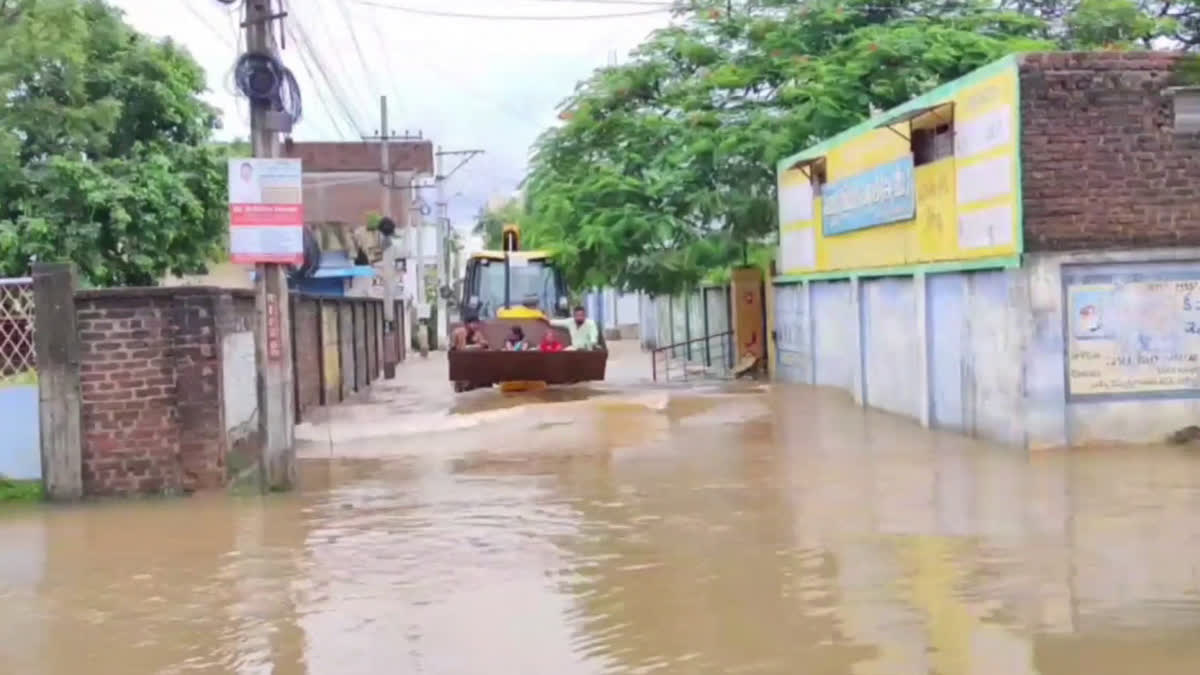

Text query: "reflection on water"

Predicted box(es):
[5, 383, 1200, 674]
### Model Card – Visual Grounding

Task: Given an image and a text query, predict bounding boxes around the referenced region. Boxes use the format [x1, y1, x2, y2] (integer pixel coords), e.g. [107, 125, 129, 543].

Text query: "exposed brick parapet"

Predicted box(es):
[1019, 51, 1200, 251]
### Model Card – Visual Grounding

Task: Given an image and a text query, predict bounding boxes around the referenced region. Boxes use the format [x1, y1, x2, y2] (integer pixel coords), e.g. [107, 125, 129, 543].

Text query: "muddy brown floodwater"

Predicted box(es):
[5, 345, 1200, 674]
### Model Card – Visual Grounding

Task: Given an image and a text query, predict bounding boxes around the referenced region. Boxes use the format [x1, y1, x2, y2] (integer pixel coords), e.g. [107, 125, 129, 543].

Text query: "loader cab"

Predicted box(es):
[462, 253, 569, 320]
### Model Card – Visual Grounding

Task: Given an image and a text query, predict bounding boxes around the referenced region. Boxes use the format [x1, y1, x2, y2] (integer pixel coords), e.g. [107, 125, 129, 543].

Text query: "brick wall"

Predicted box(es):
[302, 173, 412, 230]
[75, 288, 251, 496]
[77, 293, 174, 496]
[69, 285, 385, 497]
[283, 140, 434, 175]
[1020, 52, 1200, 251]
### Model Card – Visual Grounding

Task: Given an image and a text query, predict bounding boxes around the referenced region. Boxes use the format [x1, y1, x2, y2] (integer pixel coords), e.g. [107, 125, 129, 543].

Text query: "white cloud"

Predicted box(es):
[110, 0, 671, 224]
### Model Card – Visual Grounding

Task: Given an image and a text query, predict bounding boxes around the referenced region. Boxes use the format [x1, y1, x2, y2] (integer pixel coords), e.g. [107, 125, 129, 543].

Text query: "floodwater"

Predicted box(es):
[5, 348, 1200, 674]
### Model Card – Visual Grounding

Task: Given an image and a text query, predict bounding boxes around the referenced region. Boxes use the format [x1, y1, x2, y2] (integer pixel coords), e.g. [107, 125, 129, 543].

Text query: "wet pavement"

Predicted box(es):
[5, 341, 1200, 673]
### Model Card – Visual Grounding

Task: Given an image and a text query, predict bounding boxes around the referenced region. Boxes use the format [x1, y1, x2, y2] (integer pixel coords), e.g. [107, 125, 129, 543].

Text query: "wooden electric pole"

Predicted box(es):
[245, 0, 295, 491]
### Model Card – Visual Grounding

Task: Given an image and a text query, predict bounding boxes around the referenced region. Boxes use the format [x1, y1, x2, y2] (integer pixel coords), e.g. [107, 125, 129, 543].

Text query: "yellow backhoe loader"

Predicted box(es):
[448, 225, 607, 392]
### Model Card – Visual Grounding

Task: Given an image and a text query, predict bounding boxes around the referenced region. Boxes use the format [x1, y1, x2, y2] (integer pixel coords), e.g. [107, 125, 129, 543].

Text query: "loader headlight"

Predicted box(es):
[557, 297, 568, 310]
[468, 296, 480, 309]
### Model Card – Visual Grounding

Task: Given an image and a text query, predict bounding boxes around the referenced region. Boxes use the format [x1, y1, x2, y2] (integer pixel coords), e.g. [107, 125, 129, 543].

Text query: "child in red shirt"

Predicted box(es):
[540, 330, 565, 352]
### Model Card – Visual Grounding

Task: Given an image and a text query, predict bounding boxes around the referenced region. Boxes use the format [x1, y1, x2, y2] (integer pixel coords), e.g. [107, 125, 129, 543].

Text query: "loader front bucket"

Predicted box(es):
[448, 350, 608, 390]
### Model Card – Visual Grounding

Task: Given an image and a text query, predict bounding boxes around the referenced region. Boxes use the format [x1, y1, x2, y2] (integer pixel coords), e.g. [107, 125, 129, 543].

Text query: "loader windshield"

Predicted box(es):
[473, 258, 562, 319]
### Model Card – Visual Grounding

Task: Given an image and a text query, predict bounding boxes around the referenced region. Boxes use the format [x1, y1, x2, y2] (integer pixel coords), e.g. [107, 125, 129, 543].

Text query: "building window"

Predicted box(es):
[912, 122, 954, 166]
[1173, 88, 1200, 134]
[810, 158, 827, 196]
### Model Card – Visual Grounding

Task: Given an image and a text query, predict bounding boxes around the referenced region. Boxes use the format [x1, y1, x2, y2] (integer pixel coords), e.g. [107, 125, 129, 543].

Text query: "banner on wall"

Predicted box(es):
[1065, 266, 1200, 399]
[822, 154, 916, 236]
[228, 158, 304, 265]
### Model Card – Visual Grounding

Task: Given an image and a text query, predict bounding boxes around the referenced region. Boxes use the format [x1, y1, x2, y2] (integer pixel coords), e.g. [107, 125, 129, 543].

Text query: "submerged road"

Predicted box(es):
[4, 342, 1200, 673]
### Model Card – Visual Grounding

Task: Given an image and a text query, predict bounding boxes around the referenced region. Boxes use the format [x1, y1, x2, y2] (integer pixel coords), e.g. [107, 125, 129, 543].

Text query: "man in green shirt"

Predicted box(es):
[550, 305, 600, 351]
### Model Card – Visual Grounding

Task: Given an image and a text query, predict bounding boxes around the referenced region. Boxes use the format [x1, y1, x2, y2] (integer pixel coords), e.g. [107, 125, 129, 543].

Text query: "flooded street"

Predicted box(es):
[5, 345, 1200, 674]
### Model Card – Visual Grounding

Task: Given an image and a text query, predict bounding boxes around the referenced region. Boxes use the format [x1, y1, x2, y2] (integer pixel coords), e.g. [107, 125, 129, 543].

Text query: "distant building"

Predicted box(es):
[285, 139, 432, 230]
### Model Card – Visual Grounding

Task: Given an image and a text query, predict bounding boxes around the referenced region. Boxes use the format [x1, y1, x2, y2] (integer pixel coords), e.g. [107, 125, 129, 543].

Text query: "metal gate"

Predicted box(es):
[773, 283, 810, 384]
[1, 277, 39, 479]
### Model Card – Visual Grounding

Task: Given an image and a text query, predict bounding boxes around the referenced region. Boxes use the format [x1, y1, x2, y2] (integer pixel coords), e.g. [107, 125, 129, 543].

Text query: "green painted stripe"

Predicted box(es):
[772, 255, 1021, 284]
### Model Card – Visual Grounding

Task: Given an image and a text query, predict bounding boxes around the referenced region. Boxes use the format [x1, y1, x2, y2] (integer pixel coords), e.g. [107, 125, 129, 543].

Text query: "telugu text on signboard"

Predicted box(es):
[821, 154, 916, 237]
[1066, 267, 1200, 398]
[228, 158, 304, 265]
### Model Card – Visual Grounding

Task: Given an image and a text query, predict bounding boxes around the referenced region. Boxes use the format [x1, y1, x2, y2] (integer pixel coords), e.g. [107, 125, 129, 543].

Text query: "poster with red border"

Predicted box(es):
[228, 158, 304, 265]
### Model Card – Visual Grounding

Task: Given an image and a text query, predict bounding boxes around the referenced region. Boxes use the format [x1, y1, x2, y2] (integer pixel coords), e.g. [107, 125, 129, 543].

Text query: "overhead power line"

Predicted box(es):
[295, 0, 375, 132]
[287, 17, 369, 136]
[361, 3, 414, 130]
[348, 1, 672, 20]
[335, 0, 388, 111]
[284, 22, 352, 138]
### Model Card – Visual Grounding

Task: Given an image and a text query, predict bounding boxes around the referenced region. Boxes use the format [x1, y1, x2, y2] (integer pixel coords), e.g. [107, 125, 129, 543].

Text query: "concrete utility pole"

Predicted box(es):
[31, 264, 82, 501]
[413, 183, 429, 357]
[378, 96, 398, 378]
[361, 123, 421, 365]
[245, 0, 295, 491]
[433, 148, 483, 345]
[434, 148, 448, 349]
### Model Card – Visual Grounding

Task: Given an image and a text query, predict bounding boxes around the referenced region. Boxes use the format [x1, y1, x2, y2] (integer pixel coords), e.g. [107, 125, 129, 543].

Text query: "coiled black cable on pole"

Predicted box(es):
[234, 51, 303, 127]
[234, 51, 284, 103]
[276, 67, 303, 125]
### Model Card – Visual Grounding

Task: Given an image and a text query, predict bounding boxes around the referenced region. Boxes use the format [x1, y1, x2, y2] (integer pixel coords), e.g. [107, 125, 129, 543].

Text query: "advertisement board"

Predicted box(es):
[228, 158, 304, 265]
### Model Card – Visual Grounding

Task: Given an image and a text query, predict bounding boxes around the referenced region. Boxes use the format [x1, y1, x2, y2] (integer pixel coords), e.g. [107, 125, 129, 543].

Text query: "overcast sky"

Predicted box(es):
[110, 0, 672, 226]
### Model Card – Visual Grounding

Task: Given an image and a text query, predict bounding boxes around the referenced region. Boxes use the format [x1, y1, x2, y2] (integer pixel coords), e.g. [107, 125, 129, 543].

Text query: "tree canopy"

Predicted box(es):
[473, 198, 524, 250]
[0, 0, 228, 286]
[515, 0, 1184, 295]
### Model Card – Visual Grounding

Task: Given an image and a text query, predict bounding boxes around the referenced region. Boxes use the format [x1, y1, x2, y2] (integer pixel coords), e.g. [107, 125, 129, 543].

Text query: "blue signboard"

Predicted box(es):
[822, 155, 916, 236]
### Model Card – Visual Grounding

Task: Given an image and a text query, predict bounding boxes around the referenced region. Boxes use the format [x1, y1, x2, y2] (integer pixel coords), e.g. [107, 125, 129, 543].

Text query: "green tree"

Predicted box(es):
[0, 0, 228, 286]
[473, 199, 526, 249]
[524, 0, 1171, 295]
[1064, 0, 1173, 47]
[996, 0, 1185, 47]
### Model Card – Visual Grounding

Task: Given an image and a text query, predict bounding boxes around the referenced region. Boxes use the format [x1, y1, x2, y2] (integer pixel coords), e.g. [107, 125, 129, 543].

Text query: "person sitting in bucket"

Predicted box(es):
[504, 326, 530, 351]
[540, 329, 565, 352]
[452, 312, 489, 351]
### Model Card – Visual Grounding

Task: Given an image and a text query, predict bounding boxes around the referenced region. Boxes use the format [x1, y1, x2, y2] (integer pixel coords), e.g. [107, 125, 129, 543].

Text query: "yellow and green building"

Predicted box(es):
[770, 51, 1200, 449]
